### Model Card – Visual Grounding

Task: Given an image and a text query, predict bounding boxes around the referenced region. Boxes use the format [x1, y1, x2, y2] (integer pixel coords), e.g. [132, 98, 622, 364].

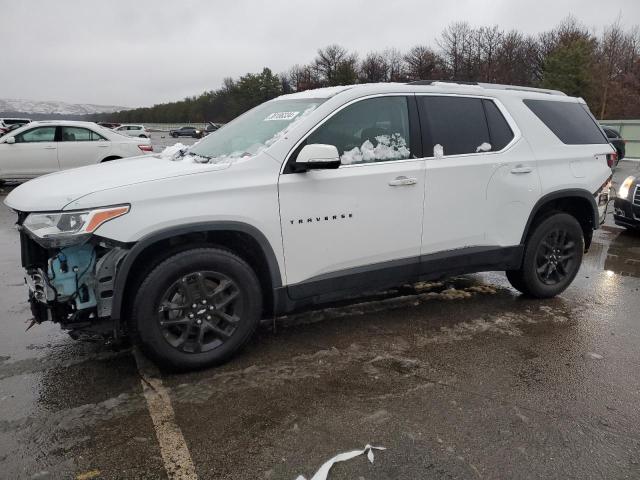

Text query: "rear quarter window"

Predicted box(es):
[523, 99, 607, 145]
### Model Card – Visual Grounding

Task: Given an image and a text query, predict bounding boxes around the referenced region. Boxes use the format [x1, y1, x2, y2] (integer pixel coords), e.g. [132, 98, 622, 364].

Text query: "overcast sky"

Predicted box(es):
[1, 0, 639, 108]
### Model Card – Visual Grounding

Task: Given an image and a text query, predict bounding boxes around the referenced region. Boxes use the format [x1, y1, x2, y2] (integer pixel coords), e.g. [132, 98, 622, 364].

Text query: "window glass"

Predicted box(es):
[523, 99, 607, 145]
[189, 98, 324, 160]
[419, 96, 490, 156]
[306, 96, 412, 165]
[15, 126, 56, 143]
[61, 126, 105, 141]
[483, 99, 514, 150]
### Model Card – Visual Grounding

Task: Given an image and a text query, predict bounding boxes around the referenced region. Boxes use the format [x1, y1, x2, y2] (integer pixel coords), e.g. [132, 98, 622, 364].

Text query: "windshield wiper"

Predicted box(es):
[186, 151, 212, 163]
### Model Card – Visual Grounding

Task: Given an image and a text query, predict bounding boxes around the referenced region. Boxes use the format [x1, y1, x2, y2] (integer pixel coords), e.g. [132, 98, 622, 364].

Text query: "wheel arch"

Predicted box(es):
[521, 189, 598, 250]
[111, 222, 283, 330]
[101, 156, 122, 162]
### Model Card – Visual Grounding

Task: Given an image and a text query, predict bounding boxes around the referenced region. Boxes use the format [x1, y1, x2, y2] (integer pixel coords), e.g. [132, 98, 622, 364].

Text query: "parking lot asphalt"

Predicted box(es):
[0, 161, 639, 479]
[150, 132, 199, 153]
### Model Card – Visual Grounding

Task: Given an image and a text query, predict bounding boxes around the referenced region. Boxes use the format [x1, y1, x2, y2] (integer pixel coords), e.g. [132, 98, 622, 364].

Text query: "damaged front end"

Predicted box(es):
[16, 207, 130, 342]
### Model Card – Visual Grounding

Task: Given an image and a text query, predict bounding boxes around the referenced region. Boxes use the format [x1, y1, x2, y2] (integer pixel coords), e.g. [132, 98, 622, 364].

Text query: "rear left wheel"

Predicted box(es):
[506, 213, 584, 298]
[132, 248, 262, 370]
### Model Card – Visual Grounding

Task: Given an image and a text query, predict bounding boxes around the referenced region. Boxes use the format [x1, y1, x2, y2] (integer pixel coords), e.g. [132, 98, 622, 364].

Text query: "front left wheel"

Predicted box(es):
[132, 248, 263, 371]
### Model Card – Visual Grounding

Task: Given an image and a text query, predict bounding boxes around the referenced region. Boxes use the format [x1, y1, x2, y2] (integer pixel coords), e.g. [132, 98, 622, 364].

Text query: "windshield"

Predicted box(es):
[188, 98, 325, 161]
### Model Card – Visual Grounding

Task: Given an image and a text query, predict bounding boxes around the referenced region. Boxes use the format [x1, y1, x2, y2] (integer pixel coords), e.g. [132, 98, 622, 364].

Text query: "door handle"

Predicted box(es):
[510, 165, 533, 174]
[388, 176, 417, 186]
[44, 146, 56, 150]
[97, 144, 110, 147]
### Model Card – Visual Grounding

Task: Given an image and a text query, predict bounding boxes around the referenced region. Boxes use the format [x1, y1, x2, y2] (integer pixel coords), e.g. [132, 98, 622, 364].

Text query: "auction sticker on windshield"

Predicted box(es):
[264, 111, 299, 121]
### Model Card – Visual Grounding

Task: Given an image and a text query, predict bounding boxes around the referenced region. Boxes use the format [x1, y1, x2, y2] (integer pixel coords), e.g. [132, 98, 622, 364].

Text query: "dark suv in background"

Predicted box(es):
[602, 126, 626, 166]
[170, 126, 203, 138]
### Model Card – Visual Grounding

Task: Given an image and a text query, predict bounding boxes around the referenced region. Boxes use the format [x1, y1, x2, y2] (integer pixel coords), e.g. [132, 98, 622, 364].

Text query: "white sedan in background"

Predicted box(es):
[0, 121, 153, 182]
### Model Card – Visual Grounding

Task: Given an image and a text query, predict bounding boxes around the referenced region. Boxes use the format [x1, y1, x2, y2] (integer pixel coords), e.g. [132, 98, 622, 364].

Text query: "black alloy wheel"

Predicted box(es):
[132, 248, 262, 370]
[158, 271, 241, 353]
[534, 228, 578, 285]
[506, 212, 584, 298]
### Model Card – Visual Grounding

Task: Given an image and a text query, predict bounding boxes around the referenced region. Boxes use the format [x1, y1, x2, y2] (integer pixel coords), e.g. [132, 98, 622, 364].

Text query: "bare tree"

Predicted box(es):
[438, 22, 474, 79]
[359, 52, 390, 83]
[314, 45, 358, 86]
[384, 48, 406, 82]
[597, 17, 638, 118]
[403, 45, 442, 81]
[288, 64, 321, 92]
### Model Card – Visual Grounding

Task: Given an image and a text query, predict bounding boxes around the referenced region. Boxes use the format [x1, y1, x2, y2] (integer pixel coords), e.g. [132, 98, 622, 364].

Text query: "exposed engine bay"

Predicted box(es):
[20, 230, 128, 341]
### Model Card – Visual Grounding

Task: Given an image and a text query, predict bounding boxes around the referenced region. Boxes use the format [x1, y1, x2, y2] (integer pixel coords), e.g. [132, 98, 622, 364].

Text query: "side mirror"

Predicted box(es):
[295, 144, 341, 171]
[5, 136, 15, 144]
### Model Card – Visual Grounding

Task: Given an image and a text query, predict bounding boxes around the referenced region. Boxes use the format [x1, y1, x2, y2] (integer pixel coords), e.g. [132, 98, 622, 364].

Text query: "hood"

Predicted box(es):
[4, 154, 231, 212]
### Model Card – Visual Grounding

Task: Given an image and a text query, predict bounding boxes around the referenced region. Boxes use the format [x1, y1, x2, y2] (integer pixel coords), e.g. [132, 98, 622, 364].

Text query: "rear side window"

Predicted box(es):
[418, 96, 491, 156]
[523, 99, 607, 145]
[483, 100, 514, 150]
[61, 126, 105, 141]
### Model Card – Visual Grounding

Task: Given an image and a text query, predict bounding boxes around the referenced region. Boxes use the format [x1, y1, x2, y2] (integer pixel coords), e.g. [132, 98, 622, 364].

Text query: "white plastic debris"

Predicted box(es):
[295, 444, 385, 480]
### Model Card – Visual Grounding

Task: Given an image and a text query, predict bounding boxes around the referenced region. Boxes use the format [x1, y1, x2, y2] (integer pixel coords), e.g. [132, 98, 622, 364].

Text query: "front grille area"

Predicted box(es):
[633, 185, 640, 207]
[20, 232, 48, 269]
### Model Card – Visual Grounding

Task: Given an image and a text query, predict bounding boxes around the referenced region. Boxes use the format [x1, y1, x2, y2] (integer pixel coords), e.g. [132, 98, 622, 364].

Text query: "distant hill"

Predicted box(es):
[0, 98, 130, 119]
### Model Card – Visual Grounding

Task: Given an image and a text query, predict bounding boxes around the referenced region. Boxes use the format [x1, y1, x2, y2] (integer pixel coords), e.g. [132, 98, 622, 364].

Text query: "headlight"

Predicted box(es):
[618, 176, 636, 200]
[22, 205, 129, 248]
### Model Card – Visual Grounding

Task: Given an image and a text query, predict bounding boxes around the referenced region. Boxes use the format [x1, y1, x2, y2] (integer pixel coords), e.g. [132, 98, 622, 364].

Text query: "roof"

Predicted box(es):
[30, 120, 101, 126]
[276, 81, 574, 103]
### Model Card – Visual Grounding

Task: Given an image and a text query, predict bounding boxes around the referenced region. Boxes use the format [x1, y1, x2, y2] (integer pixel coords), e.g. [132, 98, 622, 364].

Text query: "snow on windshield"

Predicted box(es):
[340, 133, 410, 164]
[183, 98, 324, 164]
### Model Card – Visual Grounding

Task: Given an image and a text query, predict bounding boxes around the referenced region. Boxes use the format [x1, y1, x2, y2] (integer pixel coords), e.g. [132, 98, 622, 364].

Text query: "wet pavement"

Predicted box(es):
[0, 162, 639, 479]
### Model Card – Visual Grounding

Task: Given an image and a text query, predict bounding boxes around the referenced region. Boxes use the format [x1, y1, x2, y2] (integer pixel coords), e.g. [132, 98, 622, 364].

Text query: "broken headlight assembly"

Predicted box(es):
[22, 205, 130, 248]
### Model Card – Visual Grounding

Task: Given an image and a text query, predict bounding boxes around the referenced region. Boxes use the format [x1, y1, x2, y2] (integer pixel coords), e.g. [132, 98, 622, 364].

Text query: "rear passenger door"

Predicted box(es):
[58, 126, 111, 169]
[418, 95, 537, 254]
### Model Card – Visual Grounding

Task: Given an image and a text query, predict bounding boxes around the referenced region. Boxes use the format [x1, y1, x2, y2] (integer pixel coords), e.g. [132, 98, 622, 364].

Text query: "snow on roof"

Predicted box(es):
[277, 85, 355, 100]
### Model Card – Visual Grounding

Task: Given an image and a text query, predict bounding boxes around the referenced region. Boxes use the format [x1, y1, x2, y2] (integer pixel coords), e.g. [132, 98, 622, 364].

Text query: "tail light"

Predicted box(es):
[138, 144, 153, 152]
[606, 152, 618, 168]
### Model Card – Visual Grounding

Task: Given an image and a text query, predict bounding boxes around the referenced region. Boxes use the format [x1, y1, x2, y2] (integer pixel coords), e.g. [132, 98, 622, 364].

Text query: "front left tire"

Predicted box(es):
[132, 247, 263, 371]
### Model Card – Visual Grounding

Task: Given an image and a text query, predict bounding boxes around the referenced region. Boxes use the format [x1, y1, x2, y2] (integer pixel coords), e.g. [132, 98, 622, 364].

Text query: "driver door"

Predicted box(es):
[278, 95, 426, 299]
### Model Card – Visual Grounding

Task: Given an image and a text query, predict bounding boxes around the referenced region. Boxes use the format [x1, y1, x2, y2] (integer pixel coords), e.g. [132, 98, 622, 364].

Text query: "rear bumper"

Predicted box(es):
[614, 197, 640, 229]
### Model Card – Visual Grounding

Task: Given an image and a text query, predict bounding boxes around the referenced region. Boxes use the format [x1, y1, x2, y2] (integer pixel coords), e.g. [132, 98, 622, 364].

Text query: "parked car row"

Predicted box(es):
[0, 118, 31, 136]
[0, 120, 153, 182]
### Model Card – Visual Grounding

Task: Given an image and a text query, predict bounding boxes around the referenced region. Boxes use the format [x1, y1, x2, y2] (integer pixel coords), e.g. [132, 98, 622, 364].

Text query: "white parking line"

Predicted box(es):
[133, 348, 198, 479]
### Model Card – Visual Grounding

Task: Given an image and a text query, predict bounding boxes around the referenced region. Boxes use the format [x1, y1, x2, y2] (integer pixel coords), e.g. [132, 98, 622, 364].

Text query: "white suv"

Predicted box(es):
[114, 124, 151, 138]
[4, 82, 613, 370]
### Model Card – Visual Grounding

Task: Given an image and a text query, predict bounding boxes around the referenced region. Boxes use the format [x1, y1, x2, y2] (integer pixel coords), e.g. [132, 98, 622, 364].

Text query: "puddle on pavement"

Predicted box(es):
[585, 227, 640, 278]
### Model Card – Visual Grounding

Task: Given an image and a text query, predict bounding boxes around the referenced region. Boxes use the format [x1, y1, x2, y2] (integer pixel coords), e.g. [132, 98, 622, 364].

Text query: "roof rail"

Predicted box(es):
[476, 83, 566, 96]
[407, 80, 479, 86]
[407, 80, 566, 96]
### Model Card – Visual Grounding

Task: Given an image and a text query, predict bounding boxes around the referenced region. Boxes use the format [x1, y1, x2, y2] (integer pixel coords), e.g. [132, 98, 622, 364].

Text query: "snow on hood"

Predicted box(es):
[4, 153, 229, 212]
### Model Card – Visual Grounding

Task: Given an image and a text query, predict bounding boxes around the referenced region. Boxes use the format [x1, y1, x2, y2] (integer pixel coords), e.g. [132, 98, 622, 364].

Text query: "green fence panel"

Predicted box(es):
[600, 120, 640, 159]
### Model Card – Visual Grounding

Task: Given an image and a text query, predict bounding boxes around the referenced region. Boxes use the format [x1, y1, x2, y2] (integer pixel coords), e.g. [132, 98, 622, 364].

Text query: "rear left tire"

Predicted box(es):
[506, 213, 584, 298]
